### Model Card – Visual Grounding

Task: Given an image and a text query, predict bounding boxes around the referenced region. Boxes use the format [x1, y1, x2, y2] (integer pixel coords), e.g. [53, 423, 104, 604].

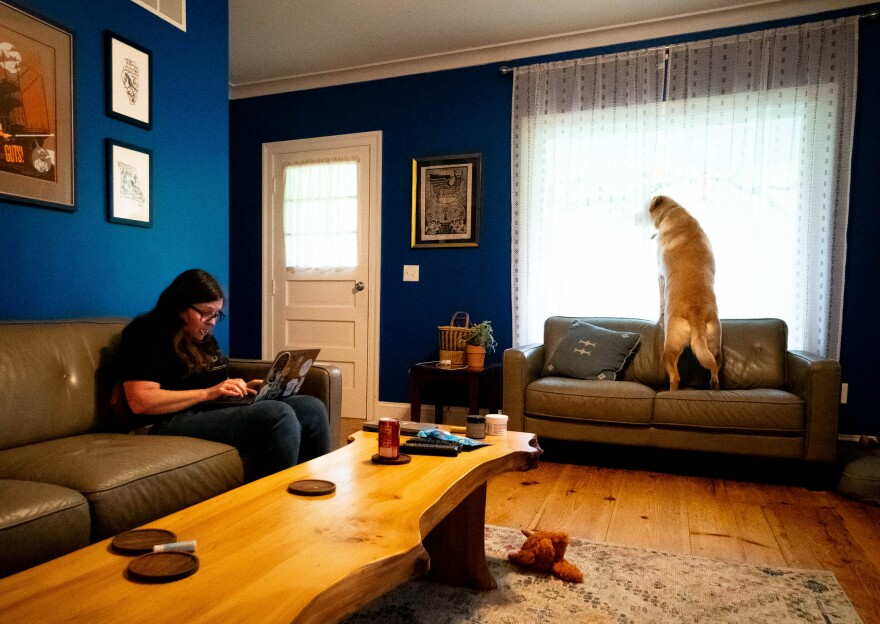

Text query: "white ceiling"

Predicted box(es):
[228, 0, 866, 98]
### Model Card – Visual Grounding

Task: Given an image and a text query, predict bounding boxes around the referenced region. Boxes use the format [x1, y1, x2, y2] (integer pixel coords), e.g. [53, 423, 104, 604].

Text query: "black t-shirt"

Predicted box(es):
[118, 315, 229, 391]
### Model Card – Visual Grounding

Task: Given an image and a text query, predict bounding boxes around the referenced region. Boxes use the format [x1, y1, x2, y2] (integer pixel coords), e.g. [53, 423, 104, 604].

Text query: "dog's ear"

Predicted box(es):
[649, 195, 663, 212]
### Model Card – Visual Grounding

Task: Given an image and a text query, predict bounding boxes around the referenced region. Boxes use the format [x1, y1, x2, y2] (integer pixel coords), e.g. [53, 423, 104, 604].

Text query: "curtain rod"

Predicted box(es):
[498, 7, 877, 77]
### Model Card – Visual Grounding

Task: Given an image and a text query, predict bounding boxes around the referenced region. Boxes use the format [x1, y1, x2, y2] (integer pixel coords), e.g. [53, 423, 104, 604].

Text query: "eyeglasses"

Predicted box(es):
[189, 305, 226, 323]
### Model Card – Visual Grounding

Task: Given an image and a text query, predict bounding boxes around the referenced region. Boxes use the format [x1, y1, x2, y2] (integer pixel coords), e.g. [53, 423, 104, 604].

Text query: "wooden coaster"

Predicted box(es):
[112, 529, 177, 555]
[287, 479, 336, 496]
[126, 551, 199, 583]
[371, 453, 411, 465]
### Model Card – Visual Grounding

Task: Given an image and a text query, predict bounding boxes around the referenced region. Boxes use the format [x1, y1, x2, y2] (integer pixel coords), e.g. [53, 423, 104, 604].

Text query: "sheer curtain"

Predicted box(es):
[282, 160, 359, 269]
[511, 18, 857, 358]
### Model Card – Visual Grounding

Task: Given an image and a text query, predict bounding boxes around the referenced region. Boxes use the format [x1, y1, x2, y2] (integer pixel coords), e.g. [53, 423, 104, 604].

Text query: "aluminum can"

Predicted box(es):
[378, 418, 400, 458]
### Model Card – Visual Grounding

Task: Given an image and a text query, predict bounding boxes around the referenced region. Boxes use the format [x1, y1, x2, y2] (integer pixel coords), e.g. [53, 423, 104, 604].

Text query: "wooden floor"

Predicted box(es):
[341, 420, 880, 623]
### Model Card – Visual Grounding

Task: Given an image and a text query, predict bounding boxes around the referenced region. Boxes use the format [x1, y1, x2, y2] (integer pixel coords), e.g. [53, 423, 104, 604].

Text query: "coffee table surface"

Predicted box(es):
[0, 429, 540, 624]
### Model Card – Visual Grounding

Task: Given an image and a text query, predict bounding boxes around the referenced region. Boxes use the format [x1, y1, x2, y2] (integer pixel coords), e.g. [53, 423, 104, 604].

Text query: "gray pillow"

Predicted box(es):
[544, 321, 641, 380]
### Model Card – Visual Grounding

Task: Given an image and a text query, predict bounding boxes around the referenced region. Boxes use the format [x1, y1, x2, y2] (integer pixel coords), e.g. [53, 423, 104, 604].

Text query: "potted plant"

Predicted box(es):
[462, 320, 497, 369]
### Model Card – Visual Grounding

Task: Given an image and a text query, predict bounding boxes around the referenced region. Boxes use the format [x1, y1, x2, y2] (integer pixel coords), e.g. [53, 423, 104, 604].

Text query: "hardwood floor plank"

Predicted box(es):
[529, 463, 621, 541]
[485, 462, 564, 531]
[604, 470, 691, 554]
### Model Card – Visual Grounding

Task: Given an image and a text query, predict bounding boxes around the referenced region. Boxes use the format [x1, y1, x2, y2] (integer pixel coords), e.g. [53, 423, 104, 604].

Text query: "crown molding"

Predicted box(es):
[229, 0, 867, 100]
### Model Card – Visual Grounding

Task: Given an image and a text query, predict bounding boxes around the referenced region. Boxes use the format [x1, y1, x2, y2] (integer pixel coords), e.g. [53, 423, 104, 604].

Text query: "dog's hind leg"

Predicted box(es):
[691, 325, 720, 390]
[662, 322, 689, 391]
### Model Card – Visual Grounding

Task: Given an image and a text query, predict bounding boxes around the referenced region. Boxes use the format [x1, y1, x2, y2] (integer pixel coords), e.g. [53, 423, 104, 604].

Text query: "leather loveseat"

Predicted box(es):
[0, 319, 342, 578]
[503, 317, 840, 466]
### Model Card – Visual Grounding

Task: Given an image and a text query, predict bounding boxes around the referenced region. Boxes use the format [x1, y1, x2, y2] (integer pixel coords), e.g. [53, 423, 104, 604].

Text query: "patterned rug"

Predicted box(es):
[342, 524, 862, 624]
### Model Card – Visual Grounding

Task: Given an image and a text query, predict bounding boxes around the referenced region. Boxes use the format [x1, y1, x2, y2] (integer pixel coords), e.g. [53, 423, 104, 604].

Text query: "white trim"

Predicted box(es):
[261, 131, 382, 421]
[228, 0, 864, 99]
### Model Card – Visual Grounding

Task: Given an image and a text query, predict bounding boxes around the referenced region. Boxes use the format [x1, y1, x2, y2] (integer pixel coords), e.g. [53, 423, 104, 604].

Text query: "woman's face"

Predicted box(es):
[181, 298, 224, 341]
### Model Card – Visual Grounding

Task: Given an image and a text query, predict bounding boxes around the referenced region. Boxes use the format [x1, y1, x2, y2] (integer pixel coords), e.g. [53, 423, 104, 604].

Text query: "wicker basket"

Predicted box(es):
[438, 312, 475, 365]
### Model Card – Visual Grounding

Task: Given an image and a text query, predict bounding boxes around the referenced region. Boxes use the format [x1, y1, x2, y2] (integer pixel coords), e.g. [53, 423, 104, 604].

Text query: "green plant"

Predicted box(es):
[463, 320, 497, 353]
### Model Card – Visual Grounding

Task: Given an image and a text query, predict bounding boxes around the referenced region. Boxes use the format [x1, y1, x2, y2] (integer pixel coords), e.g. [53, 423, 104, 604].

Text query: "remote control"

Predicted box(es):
[400, 437, 461, 456]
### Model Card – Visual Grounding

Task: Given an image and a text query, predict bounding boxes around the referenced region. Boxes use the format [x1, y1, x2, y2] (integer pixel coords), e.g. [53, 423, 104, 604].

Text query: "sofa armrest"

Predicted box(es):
[228, 359, 343, 451]
[502, 344, 545, 432]
[785, 350, 841, 463]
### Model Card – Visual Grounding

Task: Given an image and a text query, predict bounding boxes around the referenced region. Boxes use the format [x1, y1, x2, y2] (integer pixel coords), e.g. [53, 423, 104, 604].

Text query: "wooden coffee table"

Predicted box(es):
[0, 430, 540, 624]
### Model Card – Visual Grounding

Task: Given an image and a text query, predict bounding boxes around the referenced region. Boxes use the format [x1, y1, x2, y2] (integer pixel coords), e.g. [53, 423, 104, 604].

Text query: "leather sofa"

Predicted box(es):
[0, 319, 342, 578]
[503, 317, 840, 465]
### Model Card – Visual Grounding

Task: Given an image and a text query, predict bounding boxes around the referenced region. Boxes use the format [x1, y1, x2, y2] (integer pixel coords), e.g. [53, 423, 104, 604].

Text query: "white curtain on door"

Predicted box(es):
[511, 17, 858, 358]
[282, 160, 359, 269]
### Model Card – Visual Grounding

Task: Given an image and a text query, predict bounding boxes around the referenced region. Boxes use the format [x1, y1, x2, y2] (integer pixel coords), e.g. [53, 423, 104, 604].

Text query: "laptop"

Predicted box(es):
[200, 348, 321, 407]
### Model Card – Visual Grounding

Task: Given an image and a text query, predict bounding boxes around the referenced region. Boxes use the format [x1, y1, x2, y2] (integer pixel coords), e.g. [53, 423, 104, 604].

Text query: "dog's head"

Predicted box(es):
[648, 195, 680, 229]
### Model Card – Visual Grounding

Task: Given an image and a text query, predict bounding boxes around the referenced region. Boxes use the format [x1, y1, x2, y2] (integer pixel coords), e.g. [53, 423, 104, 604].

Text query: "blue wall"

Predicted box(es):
[0, 0, 231, 346]
[230, 7, 880, 435]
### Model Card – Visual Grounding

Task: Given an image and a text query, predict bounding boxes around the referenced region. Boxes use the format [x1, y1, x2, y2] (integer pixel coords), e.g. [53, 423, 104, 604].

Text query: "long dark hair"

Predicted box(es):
[148, 268, 225, 374]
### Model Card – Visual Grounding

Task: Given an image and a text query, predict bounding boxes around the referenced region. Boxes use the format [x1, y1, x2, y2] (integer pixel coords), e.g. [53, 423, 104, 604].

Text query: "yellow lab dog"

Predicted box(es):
[649, 195, 721, 391]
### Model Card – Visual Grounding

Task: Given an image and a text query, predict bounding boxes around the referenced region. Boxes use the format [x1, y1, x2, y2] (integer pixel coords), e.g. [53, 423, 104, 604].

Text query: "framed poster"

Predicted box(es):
[105, 31, 151, 129]
[0, 1, 74, 209]
[106, 139, 151, 227]
[411, 153, 481, 248]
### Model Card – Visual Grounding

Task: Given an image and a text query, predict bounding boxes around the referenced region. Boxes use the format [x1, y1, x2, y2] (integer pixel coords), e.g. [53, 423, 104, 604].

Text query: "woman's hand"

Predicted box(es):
[210, 378, 252, 399]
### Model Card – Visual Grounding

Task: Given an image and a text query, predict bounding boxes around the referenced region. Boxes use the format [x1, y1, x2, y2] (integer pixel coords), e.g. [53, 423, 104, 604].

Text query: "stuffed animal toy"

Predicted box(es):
[508, 529, 584, 583]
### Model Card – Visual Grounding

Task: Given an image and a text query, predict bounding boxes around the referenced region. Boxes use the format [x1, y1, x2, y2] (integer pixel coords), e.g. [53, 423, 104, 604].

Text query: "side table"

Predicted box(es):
[409, 362, 502, 422]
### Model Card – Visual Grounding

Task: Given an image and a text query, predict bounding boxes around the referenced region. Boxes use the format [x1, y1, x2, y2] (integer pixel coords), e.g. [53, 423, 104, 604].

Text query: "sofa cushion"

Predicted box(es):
[653, 389, 804, 432]
[0, 319, 127, 450]
[0, 434, 243, 540]
[525, 377, 655, 425]
[0, 479, 90, 578]
[718, 319, 788, 390]
[543, 321, 641, 381]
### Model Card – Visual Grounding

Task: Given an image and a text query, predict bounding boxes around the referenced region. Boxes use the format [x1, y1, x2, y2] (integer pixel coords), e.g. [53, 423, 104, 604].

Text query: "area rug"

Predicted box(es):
[342, 524, 862, 624]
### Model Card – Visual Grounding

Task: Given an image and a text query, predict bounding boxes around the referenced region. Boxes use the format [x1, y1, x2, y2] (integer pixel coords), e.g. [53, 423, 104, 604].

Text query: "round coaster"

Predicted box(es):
[126, 551, 199, 583]
[287, 479, 336, 496]
[112, 529, 177, 555]
[371, 453, 412, 465]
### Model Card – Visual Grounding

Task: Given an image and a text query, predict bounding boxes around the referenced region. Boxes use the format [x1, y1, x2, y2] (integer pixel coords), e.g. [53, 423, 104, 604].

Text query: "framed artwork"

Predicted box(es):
[0, 1, 74, 210]
[106, 139, 151, 227]
[105, 31, 151, 129]
[411, 153, 481, 248]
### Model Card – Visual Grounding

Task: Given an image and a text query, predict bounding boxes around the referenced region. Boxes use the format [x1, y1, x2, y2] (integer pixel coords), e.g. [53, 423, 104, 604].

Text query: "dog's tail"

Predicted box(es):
[687, 307, 721, 390]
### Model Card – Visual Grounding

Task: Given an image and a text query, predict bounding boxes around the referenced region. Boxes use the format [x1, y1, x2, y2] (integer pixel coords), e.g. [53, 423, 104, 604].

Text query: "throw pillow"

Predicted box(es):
[544, 321, 641, 380]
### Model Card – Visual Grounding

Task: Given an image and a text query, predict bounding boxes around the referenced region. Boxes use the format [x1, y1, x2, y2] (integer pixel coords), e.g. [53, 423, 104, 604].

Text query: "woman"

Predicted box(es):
[118, 268, 330, 481]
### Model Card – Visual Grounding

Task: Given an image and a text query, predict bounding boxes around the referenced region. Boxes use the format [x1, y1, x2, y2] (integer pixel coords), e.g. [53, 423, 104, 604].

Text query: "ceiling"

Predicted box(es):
[228, 0, 866, 98]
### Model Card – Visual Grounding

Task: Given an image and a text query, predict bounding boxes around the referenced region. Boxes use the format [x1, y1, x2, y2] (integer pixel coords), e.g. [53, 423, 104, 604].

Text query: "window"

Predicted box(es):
[511, 18, 857, 358]
[282, 160, 358, 269]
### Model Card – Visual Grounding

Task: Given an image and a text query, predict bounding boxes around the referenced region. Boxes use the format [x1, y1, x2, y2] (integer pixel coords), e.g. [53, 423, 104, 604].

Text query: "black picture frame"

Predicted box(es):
[105, 30, 152, 129]
[106, 139, 152, 227]
[411, 153, 481, 248]
[0, 1, 75, 210]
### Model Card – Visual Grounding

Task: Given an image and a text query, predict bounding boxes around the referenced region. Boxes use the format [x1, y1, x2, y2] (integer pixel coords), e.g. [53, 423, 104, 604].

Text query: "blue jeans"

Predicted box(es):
[150, 395, 330, 481]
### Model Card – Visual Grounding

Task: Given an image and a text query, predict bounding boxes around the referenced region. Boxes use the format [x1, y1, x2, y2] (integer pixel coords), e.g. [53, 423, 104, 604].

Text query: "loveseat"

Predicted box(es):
[503, 317, 840, 467]
[0, 319, 341, 578]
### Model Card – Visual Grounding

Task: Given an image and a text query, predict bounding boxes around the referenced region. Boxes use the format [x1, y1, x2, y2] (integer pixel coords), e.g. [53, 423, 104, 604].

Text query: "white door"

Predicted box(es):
[262, 131, 381, 421]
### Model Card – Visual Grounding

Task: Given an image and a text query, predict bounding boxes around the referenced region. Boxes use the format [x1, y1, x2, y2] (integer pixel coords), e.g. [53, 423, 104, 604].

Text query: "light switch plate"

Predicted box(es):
[403, 265, 419, 281]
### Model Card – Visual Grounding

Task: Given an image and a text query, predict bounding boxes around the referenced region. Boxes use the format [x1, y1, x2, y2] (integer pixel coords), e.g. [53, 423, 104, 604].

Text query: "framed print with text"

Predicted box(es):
[106, 139, 151, 227]
[105, 31, 151, 129]
[0, 1, 74, 210]
[411, 153, 481, 248]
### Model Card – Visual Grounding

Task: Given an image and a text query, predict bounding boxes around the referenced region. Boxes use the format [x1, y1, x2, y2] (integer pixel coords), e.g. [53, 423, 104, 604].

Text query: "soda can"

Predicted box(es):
[378, 418, 400, 459]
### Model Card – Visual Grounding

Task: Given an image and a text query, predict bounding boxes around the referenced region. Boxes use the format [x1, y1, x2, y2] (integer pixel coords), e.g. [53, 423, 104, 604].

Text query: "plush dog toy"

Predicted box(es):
[508, 529, 584, 583]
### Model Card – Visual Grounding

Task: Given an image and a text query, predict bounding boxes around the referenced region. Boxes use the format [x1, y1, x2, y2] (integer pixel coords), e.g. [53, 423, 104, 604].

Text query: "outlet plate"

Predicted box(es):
[841, 382, 848, 404]
[403, 265, 419, 282]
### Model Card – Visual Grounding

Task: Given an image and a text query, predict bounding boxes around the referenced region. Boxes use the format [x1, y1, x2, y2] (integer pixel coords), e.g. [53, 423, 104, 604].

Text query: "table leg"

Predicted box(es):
[422, 482, 495, 590]
[409, 370, 422, 422]
[467, 375, 480, 416]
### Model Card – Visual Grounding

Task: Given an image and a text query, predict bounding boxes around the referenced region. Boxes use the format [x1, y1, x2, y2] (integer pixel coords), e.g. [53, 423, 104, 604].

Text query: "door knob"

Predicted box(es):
[355, 281, 365, 291]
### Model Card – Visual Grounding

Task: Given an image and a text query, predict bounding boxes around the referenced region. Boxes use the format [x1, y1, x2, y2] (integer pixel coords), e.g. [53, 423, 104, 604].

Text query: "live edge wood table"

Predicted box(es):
[0, 430, 540, 624]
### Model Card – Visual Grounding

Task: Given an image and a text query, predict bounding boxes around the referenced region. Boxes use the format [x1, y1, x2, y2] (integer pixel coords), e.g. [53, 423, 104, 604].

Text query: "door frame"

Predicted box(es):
[260, 130, 382, 420]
